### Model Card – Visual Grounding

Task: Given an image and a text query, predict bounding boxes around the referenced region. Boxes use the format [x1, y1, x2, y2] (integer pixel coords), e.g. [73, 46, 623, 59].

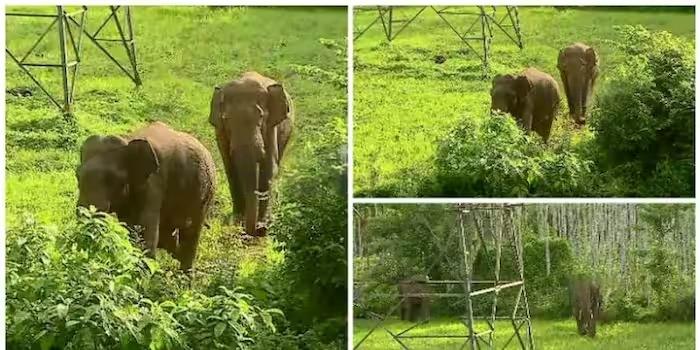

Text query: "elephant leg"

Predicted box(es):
[411, 303, 420, 322]
[575, 308, 586, 335]
[539, 116, 554, 143]
[255, 157, 275, 236]
[229, 159, 247, 226]
[177, 217, 203, 272]
[158, 223, 178, 258]
[215, 129, 244, 224]
[400, 302, 407, 321]
[560, 70, 574, 116]
[256, 127, 280, 236]
[421, 299, 430, 321]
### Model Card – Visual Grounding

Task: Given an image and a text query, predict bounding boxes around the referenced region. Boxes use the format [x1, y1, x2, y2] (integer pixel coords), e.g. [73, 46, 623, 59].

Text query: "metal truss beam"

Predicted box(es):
[353, 204, 534, 350]
[6, 6, 141, 114]
[353, 6, 524, 78]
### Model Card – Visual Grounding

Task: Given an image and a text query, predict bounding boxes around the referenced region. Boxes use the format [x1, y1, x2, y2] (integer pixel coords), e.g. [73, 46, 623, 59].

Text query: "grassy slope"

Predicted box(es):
[354, 318, 694, 349]
[353, 6, 694, 196]
[6, 6, 346, 272]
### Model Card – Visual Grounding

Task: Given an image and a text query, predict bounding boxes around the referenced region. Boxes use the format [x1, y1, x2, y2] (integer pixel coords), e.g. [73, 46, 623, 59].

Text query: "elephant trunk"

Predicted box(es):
[567, 72, 591, 126]
[231, 145, 260, 236]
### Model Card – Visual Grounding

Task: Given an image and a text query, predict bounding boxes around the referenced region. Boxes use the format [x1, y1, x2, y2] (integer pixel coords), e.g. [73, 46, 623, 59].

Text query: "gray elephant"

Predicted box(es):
[398, 276, 431, 322]
[76, 121, 216, 271]
[558, 43, 599, 126]
[569, 277, 602, 337]
[490, 67, 561, 142]
[209, 71, 293, 237]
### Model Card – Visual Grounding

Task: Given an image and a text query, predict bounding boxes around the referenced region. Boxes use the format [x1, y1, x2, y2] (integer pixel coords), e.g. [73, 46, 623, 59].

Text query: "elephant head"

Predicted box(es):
[558, 43, 599, 126]
[490, 73, 532, 123]
[209, 72, 290, 236]
[76, 135, 159, 214]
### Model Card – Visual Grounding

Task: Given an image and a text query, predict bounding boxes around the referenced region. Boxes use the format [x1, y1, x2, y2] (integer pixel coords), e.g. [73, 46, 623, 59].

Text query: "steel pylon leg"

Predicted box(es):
[5, 6, 85, 113]
[6, 6, 141, 113]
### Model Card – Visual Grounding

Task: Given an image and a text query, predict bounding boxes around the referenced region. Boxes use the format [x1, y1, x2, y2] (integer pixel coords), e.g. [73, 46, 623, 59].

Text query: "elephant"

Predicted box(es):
[76, 121, 216, 271]
[490, 67, 561, 142]
[398, 276, 431, 322]
[557, 43, 599, 126]
[209, 71, 293, 237]
[569, 277, 602, 337]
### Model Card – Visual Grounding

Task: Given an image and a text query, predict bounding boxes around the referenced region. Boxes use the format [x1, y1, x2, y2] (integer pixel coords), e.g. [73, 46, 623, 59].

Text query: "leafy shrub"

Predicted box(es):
[591, 25, 695, 196]
[6, 209, 281, 350]
[272, 117, 347, 343]
[433, 114, 593, 197]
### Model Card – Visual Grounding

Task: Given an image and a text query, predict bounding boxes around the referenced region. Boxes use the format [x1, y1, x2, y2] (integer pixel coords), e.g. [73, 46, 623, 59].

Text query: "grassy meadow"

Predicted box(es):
[6, 6, 346, 348]
[352, 6, 695, 197]
[354, 318, 694, 350]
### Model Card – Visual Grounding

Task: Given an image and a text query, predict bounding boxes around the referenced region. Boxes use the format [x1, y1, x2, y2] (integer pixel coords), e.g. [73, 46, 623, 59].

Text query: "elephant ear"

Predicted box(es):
[585, 47, 598, 70]
[514, 75, 533, 98]
[80, 135, 127, 163]
[125, 138, 159, 185]
[266, 83, 290, 127]
[557, 48, 567, 70]
[208, 86, 223, 128]
[492, 73, 514, 86]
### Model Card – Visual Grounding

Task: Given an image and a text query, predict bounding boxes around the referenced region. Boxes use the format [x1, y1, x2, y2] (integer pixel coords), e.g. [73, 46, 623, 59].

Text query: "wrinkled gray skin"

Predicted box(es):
[398, 277, 431, 322]
[491, 67, 561, 142]
[569, 277, 602, 337]
[209, 71, 293, 237]
[558, 43, 599, 126]
[76, 122, 216, 271]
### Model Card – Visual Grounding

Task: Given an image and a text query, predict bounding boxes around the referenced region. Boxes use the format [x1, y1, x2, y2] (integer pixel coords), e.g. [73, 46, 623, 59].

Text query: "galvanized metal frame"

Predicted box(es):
[354, 204, 534, 350]
[353, 6, 524, 78]
[6, 6, 141, 113]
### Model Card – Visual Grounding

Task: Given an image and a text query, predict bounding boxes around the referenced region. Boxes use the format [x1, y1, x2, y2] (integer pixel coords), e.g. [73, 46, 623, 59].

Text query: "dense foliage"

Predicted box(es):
[7, 209, 280, 350]
[433, 114, 593, 197]
[268, 118, 348, 344]
[591, 25, 695, 196]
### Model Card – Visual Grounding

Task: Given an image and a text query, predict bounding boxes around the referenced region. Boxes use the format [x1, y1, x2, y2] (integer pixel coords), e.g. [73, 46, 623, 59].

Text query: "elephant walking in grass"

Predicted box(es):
[570, 277, 602, 337]
[209, 71, 293, 237]
[558, 43, 599, 126]
[398, 276, 431, 322]
[76, 122, 216, 271]
[490, 67, 561, 142]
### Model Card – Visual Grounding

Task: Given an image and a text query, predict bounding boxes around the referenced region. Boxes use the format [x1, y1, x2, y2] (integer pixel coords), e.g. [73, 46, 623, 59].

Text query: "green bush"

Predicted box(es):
[433, 114, 593, 197]
[591, 25, 695, 196]
[6, 209, 281, 350]
[272, 117, 347, 343]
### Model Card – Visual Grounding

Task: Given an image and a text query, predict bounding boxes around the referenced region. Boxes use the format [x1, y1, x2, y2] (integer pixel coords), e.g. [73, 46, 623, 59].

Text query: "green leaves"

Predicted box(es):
[434, 114, 594, 197]
[591, 25, 694, 196]
[7, 212, 283, 350]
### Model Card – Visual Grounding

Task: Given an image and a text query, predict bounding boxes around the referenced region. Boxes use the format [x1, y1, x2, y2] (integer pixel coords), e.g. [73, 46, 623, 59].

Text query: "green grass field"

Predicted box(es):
[352, 6, 695, 196]
[6, 5, 346, 293]
[354, 318, 694, 349]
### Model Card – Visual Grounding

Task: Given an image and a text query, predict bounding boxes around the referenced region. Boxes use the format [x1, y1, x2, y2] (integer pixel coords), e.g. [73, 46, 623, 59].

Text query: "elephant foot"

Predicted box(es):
[254, 223, 268, 237]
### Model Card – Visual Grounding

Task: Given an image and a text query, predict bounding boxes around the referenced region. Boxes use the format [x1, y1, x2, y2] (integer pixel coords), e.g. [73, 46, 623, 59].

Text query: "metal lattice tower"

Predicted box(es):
[6, 6, 141, 113]
[354, 204, 534, 350]
[354, 6, 523, 78]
